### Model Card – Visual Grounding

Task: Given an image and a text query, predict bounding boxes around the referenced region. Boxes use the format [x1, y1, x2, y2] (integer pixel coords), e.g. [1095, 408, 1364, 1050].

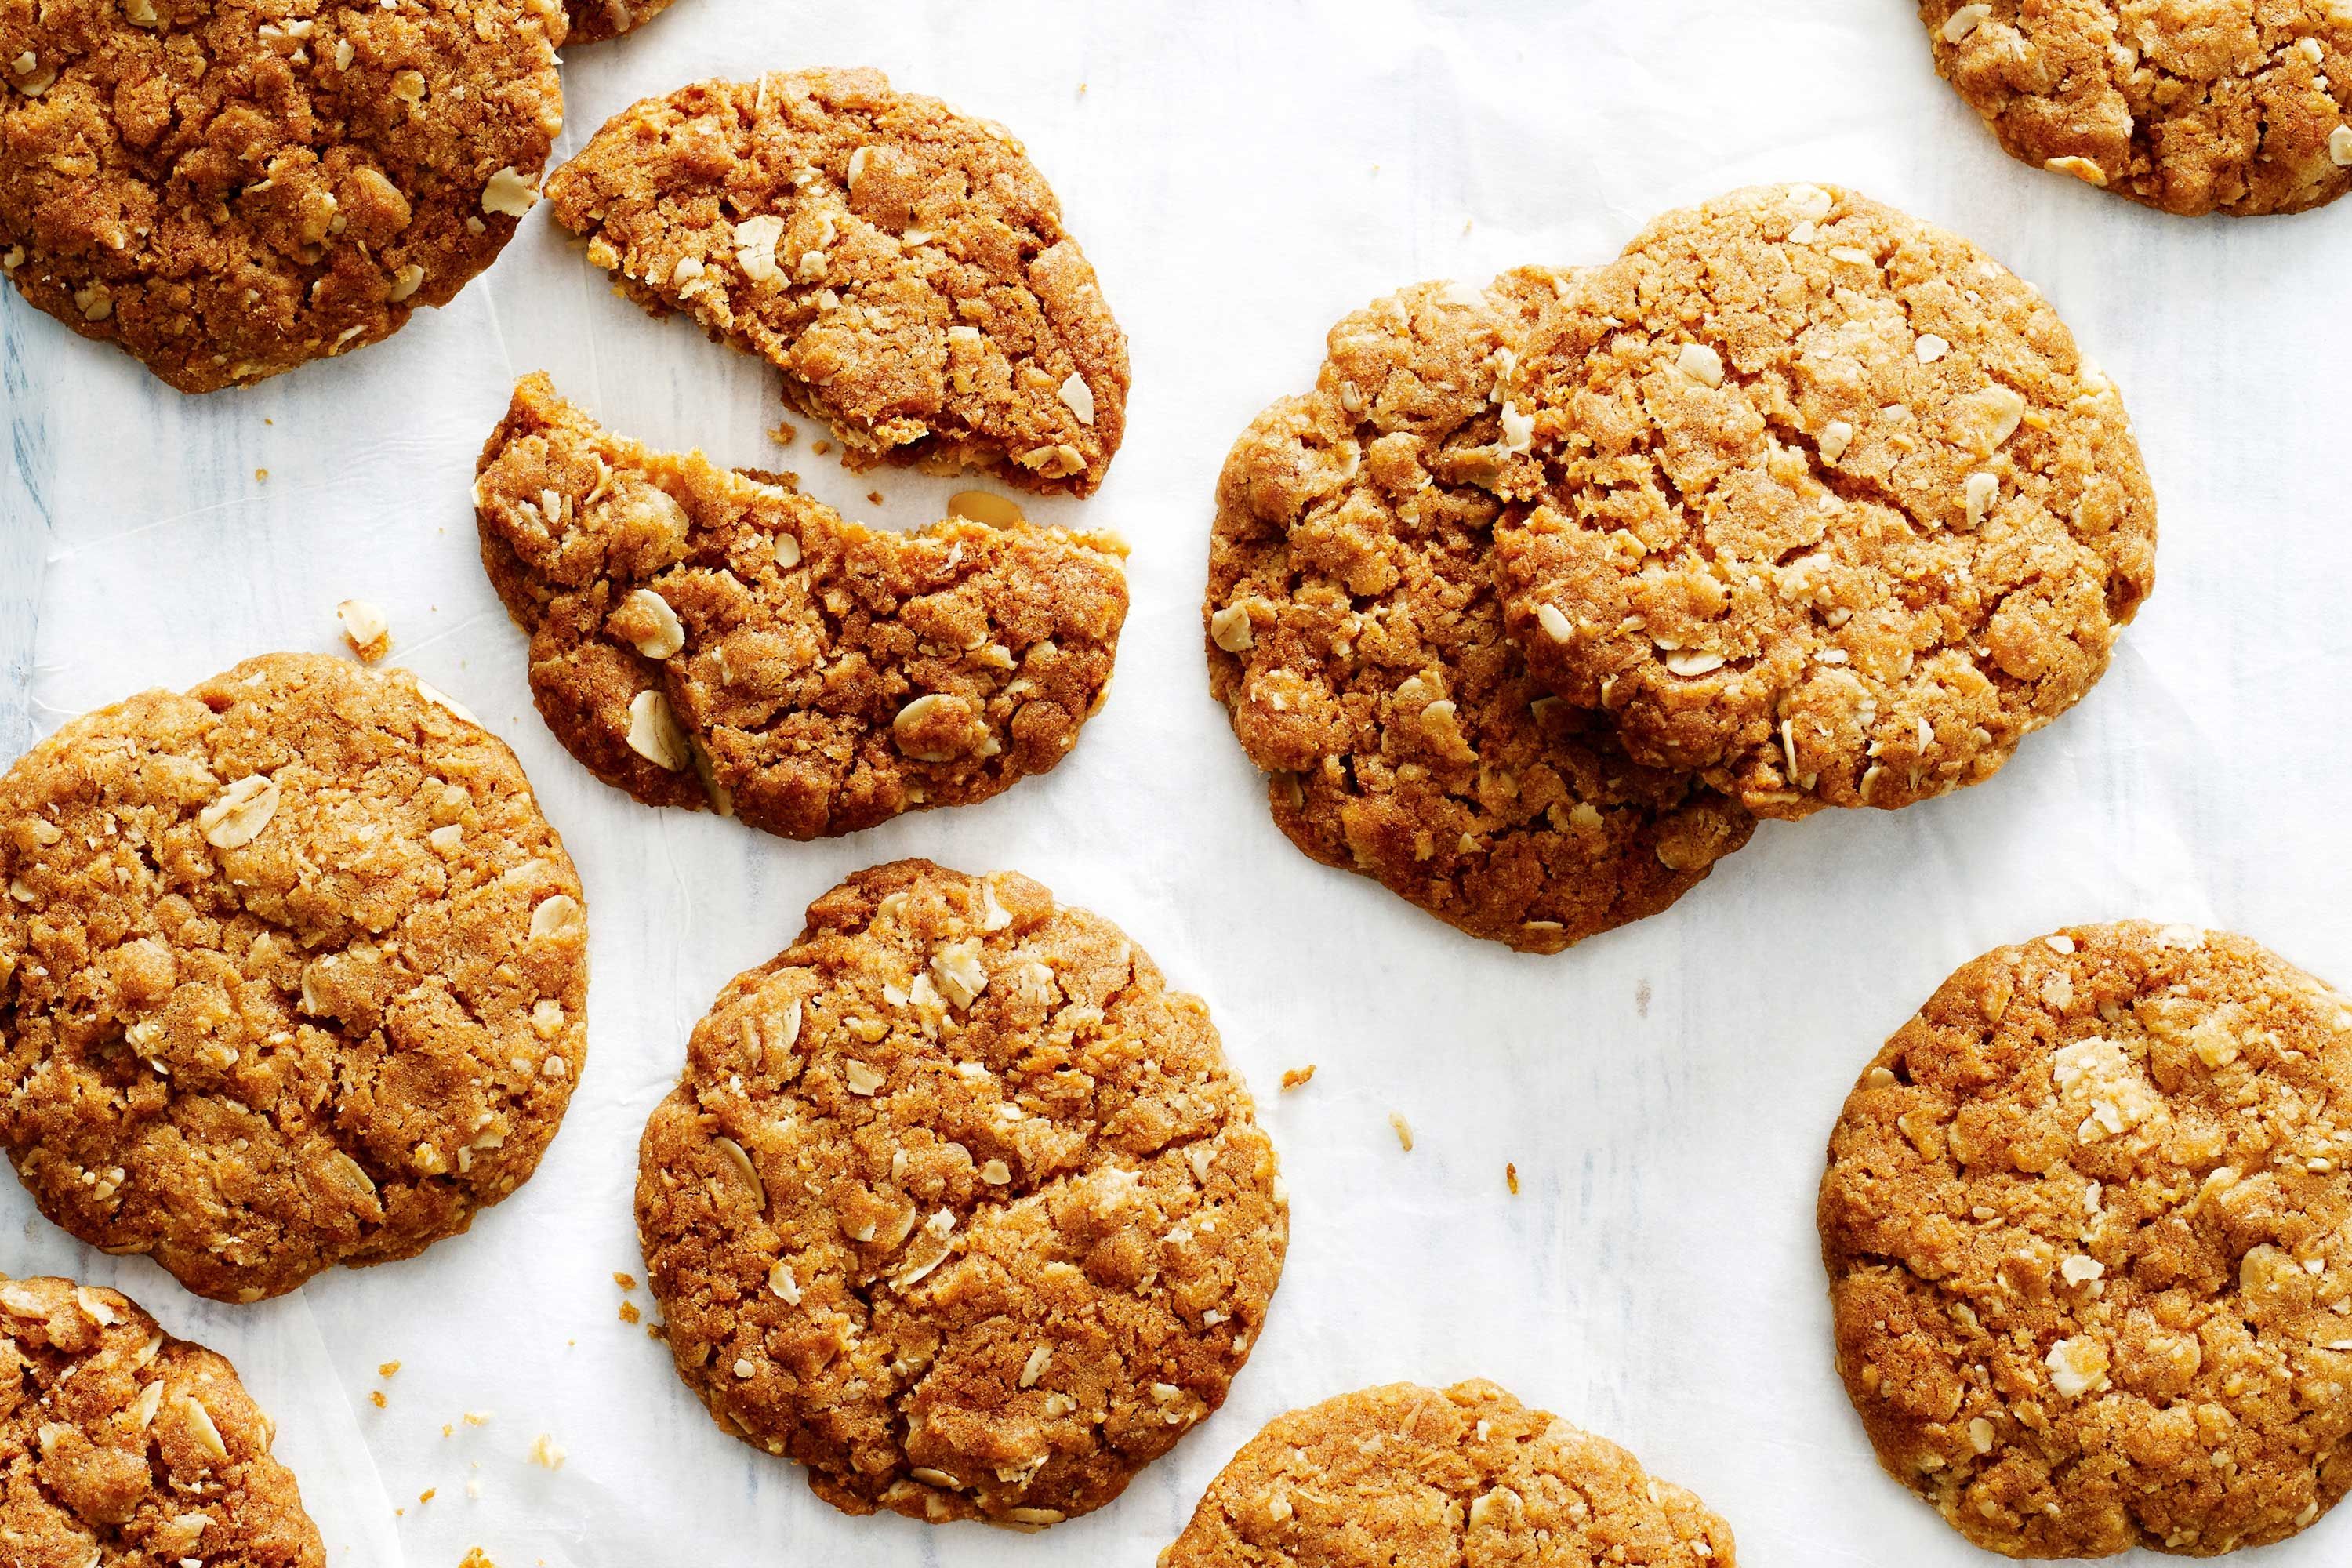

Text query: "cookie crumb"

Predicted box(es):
[527, 1432, 566, 1469]
[770, 423, 796, 447]
[256, 468, 269, 481]
[619, 1301, 641, 1324]
[866, 490, 884, 506]
[812, 439, 833, 456]
[371, 1390, 387, 1409]
[379, 1360, 401, 1378]
[461, 1545, 494, 1565]
[1388, 1112, 1414, 1152]
[1280, 1065, 1316, 1092]
[338, 600, 392, 663]
[1506, 1162, 1519, 1195]
[612, 1272, 637, 1290]
[463, 1410, 493, 1427]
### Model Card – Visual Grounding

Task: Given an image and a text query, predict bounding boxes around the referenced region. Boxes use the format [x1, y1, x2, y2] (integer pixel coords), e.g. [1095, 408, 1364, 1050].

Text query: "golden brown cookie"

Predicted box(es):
[0, 653, 590, 1304]
[0, 0, 567, 392]
[1819, 921, 2352, 1557]
[563, 0, 677, 45]
[474, 375, 1127, 840]
[545, 68, 1127, 496]
[1493, 185, 2156, 820]
[1206, 270, 1753, 955]
[0, 1276, 325, 1565]
[637, 860, 1287, 1526]
[1920, 2, 2352, 217]
[1159, 1380, 1736, 1568]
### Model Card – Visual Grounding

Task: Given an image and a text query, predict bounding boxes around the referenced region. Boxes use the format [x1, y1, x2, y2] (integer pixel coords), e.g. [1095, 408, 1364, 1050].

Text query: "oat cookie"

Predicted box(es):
[0, 0, 566, 392]
[1206, 271, 1752, 954]
[637, 860, 1287, 1526]
[1159, 1380, 1735, 1568]
[0, 653, 590, 1303]
[475, 376, 1127, 840]
[1819, 921, 2352, 1556]
[564, 0, 676, 45]
[1921, 2, 2352, 217]
[1494, 185, 2156, 819]
[546, 68, 1128, 495]
[0, 1276, 325, 1565]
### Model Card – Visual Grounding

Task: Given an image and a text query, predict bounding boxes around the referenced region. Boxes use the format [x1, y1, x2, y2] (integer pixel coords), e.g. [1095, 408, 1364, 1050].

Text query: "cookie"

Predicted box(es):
[1818, 921, 2352, 1556]
[564, 0, 677, 45]
[545, 68, 1129, 495]
[1159, 1380, 1736, 1568]
[1205, 271, 1753, 954]
[0, 0, 567, 392]
[0, 653, 590, 1303]
[637, 859, 1287, 1526]
[475, 375, 1127, 840]
[1920, 2, 2352, 217]
[1493, 185, 2157, 819]
[0, 1276, 324, 1565]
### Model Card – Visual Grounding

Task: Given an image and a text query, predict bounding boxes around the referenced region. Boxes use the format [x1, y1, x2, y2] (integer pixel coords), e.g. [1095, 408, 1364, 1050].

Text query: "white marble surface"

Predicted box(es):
[5, 2, 2352, 1564]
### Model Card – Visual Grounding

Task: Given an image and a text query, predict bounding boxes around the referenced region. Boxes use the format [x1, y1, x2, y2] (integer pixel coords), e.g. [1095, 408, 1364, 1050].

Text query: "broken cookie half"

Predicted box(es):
[546, 67, 1129, 495]
[474, 374, 1129, 840]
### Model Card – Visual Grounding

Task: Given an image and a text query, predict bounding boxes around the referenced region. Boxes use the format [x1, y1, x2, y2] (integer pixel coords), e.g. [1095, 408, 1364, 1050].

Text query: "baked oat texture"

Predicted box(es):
[0, 0, 567, 392]
[1920, 1, 2352, 217]
[0, 653, 590, 1304]
[0, 1275, 324, 1566]
[546, 68, 1128, 496]
[1493, 184, 2157, 819]
[1205, 271, 1754, 955]
[1158, 1380, 1736, 1568]
[475, 374, 1127, 840]
[563, 0, 676, 45]
[637, 859, 1287, 1526]
[1820, 921, 2352, 1557]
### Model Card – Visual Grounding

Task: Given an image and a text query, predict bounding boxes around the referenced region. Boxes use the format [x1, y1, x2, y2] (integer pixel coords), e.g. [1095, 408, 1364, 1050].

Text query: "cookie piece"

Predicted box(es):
[0, 0, 567, 392]
[637, 859, 1287, 1526]
[1160, 1380, 1735, 1567]
[1819, 921, 2352, 1557]
[564, 0, 677, 45]
[1921, 2, 2352, 218]
[1206, 272, 1752, 954]
[475, 375, 1127, 840]
[1494, 184, 2156, 819]
[0, 653, 590, 1303]
[545, 68, 1128, 495]
[0, 1276, 325, 1565]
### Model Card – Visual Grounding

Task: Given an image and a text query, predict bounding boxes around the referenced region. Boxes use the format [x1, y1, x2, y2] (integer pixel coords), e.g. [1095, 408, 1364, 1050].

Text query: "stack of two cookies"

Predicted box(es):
[1207, 183, 2158, 953]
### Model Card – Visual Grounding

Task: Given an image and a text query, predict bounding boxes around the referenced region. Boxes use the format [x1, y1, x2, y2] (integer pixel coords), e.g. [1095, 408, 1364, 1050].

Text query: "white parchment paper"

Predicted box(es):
[6, 2, 2352, 1563]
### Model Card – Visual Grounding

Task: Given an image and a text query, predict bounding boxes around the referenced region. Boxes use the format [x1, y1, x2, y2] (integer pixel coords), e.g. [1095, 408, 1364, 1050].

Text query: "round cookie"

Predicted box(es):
[637, 859, 1286, 1526]
[1494, 184, 2156, 819]
[0, 1276, 325, 1565]
[1819, 921, 2352, 1557]
[1206, 271, 1753, 955]
[474, 374, 1128, 840]
[546, 68, 1129, 496]
[1160, 1380, 1736, 1568]
[0, 653, 590, 1303]
[1920, 2, 2352, 218]
[0, 0, 568, 392]
[564, 0, 677, 45]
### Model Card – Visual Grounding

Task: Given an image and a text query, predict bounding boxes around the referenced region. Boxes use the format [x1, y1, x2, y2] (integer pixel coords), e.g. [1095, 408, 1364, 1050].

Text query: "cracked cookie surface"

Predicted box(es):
[0, 0, 566, 391]
[546, 68, 1128, 495]
[1159, 1379, 1734, 1568]
[0, 653, 589, 1303]
[475, 375, 1127, 840]
[636, 859, 1287, 1526]
[0, 1275, 323, 1566]
[1494, 184, 2156, 819]
[1819, 921, 2352, 1557]
[1206, 271, 1753, 954]
[563, 0, 677, 45]
[1920, 1, 2352, 217]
